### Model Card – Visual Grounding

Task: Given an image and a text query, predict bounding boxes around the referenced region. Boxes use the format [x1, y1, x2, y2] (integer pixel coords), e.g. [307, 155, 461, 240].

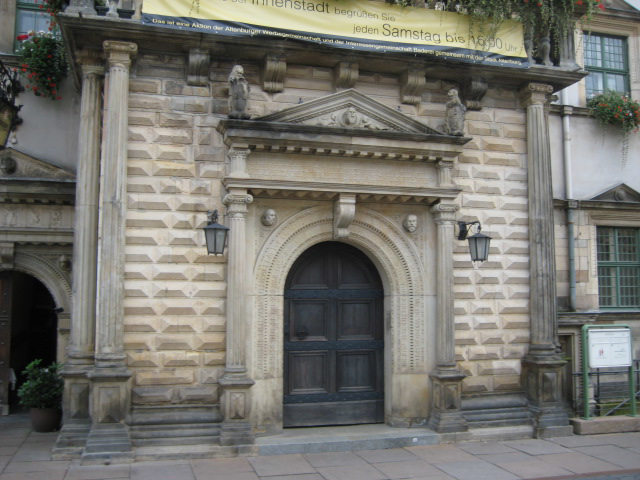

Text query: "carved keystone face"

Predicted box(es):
[404, 214, 418, 233]
[261, 209, 277, 226]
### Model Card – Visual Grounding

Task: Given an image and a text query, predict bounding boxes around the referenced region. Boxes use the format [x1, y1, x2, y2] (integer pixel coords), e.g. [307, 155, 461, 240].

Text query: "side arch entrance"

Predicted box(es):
[283, 242, 384, 427]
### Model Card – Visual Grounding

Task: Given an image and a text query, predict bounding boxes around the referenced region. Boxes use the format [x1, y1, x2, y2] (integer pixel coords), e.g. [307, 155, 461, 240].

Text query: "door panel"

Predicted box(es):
[284, 242, 384, 427]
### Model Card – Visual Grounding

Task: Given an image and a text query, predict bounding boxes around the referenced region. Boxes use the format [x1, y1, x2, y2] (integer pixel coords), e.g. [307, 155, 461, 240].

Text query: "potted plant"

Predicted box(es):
[17, 359, 64, 432]
[95, 0, 109, 16]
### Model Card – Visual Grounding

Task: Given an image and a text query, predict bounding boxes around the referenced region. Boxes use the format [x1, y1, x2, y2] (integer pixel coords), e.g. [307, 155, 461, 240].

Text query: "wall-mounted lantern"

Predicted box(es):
[203, 210, 229, 255]
[457, 221, 491, 263]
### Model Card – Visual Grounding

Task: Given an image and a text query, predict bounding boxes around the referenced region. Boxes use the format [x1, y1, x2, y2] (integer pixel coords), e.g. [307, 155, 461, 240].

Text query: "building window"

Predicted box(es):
[14, 0, 51, 51]
[597, 227, 640, 308]
[584, 33, 629, 99]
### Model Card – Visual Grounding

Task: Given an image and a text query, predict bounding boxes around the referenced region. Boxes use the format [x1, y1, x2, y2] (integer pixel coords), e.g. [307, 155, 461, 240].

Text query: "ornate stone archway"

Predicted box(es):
[250, 205, 430, 433]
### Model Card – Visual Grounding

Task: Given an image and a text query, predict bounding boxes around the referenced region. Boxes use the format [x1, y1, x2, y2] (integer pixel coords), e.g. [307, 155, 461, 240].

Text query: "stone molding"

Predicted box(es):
[519, 83, 553, 107]
[462, 76, 488, 111]
[103, 41, 137, 68]
[333, 193, 356, 239]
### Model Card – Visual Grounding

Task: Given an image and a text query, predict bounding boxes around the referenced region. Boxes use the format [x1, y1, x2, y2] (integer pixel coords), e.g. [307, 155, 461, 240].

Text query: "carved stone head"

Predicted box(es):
[403, 214, 418, 233]
[261, 209, 277, 226]
[0, 156, 17, 175]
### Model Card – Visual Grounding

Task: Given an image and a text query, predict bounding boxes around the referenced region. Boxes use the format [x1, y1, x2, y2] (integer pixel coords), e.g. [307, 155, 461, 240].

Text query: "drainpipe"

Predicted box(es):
[560, 89, 576, 311]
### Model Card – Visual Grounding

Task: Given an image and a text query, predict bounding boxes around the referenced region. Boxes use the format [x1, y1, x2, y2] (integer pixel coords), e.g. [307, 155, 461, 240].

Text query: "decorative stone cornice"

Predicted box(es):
[103, 41, 137, 68]
[334, 62, 358, 91]
[400, 68, 426, 106]
[519, 83, 553, 107]
[333, 193, 356, 239]
[187, 47, 210, 86]
[462, 76, 488, 111]
[263, 54, 286, 93]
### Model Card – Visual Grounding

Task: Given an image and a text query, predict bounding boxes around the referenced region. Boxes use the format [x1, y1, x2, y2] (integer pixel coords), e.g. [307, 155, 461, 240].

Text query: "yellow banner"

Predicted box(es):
[142, 0, 527, 66]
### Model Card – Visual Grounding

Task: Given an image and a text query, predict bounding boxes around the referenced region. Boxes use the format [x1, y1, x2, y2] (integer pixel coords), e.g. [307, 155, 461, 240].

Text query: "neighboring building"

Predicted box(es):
[0, 0, 637, 463]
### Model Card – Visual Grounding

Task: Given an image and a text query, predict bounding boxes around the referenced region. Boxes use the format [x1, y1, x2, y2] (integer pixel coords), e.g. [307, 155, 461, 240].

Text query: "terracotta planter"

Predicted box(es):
[30, 407, 62, 433]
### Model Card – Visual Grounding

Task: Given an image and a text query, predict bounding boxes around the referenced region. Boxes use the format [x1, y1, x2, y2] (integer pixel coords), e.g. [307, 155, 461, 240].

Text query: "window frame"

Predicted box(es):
[14, 0, 51, 52]
[596, 226, 640, 310]
[583, 32, 630, 99]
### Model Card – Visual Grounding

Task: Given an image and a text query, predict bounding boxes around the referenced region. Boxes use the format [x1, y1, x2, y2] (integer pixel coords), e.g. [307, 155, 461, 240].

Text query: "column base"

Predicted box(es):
[87, 367, 131, 425]
[219, 373, 255, 446]
[428, 368, 468, 433]
[81, 423, 134, 465]
[523, 353, 570, 438]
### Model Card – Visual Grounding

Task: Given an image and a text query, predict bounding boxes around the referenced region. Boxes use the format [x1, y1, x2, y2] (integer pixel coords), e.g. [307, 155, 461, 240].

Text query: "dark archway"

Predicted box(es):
[283, 242, 384, 427]
[0, 271, 58, 413]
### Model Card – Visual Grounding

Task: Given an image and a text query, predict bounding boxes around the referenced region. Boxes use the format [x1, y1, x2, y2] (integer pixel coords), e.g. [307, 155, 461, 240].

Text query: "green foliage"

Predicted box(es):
[384, 0, 603, 50]
[15, 31, 67, 101]
[17, 359, 64, 409]
[588, 90, 640, 136]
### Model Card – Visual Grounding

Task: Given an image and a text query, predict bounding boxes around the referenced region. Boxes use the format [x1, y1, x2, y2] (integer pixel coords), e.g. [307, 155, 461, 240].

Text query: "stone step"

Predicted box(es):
[255, 424, 440, 456]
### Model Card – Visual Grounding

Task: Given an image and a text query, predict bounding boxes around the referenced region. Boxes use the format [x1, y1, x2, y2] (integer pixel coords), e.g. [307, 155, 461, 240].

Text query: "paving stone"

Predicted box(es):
[3, 460, 69, 473]
[355, 448, 420, 463]
[572, 445, 640, 469]
[457, 442, 518, 455]
[405, 444, 478, 463]
[64, 464, 131, 479]
[433, 460, 519, 480]
[494, 458, 573, 478]
[475, 452, 533, 464]
[535, 452, 624, 474]
[303, 451, 368, 467]
[316, 463, 388, 480]
[549, 435, 621, 448]
[261, 476, 325, 480]
[0, 472, 66, 480]
[130, 461, 195, 480]
[504, 439, 572, 455]
[372, 459, 445, 479]
[248, 454, 316, 477]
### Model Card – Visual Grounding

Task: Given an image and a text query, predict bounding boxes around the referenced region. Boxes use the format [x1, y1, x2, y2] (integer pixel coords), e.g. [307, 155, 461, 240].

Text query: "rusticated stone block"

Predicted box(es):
[467, 121, 500, 137]
[137, 65, 184, 79]
[163, 352, 201, 367]
[162, 305, 198, 316]
[505, 330, 530, 344]
[455, 331, 479, 345]
[200, 368, 223, 383]
[129, 94, 170, 111]
[132, 387, 173, 404]
[196, 334, 225, 351]
[128, 144, 154, 159]
[453, 286, 476, 300]
[171, 97, 210, 113]
[178, 386, 218, 403]
[161, 318, 200, 333]
[502, 315, 529, 329]
[136, 370, 193, 386]
[153, 128, 193, 145]
[127, 352, 161, 368]
[494, 375, 521, 391]
[503, 345, 528, 359]
[462, 377, 491, 393]
[484, 152, 522, 167]
[164, 80, 210, 97]
[477, 360, 520, 376]
[157, 146, 189, 162]
[156, 335, 195, 351]
[129, 111, 157, 126]
[127, 160, 154, 176]
[478, 287, 506, 299]
[130, 79, 162, 94]
[468, 346, 501, 360]
[194, 146, 226, 162]
[203, 317, 225, 332]
[494, 109, 525, 124]
[124, 335, 152, 351]
[123, 316, 158, 332]
[158, 113, 194, 128]
[203, 354, 225, 367]
[200, 301, 225, 316]
[479, 331, 506, 345]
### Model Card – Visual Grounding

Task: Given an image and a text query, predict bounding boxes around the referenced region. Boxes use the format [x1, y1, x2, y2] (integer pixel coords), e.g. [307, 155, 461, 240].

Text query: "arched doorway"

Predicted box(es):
[0, 271, 58, 413]
[283, 242, 384, 427]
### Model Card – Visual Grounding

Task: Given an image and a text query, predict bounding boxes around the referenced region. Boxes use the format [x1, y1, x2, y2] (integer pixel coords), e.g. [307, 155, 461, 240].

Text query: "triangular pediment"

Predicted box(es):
[0, 148, 75, 182]
[256, 89, 445, 136]
[591, 183, 640, 203]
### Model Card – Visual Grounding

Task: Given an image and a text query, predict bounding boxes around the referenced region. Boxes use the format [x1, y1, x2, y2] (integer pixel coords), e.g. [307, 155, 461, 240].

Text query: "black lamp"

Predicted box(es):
[204, 210, 229, 255]
[457, 221, 491, 263]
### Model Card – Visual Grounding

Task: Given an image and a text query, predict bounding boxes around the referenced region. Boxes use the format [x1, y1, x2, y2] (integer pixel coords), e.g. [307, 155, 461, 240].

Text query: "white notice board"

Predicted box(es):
[588, 328, 632, 368]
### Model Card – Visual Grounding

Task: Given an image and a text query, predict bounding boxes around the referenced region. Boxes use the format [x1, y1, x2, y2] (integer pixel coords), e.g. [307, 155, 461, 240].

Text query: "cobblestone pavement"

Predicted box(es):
[1, 414, 639, 480]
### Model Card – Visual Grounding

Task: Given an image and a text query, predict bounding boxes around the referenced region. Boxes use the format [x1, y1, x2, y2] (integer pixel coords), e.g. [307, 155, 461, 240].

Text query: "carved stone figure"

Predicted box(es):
[316, 106, 385, 130]
[261, 209, 277, 227]
[228, 65, 251, 120]
[403, 214, 418, 233]
[444, 88, 466, 136]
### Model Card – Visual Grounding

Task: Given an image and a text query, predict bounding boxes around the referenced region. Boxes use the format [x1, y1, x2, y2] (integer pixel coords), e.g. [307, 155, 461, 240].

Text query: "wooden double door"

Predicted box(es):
[284, 242, 384, 427]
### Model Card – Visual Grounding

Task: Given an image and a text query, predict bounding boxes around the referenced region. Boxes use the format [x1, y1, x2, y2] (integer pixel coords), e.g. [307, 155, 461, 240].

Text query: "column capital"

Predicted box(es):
[519, 83, 554, 107]
[76, 49, 104, 77]
[103, 41, 137, 68]
[436, 160, 455, 187]
[430, 203, 459, 224]
[224, 192, 253, 217]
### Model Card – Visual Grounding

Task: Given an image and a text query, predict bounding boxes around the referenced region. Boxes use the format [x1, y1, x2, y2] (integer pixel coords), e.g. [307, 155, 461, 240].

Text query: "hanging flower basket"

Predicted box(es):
[15, 31, 67, 101]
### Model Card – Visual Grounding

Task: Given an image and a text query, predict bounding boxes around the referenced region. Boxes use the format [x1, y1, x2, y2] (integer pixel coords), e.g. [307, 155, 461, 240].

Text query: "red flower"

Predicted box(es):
[597, 2, 605, 9]
[575, 0, 582, 4]
[16, 34, 29, 41]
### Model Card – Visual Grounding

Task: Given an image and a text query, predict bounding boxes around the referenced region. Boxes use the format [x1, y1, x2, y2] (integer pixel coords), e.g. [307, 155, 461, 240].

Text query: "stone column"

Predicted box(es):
[82, 41, 137, 464]
[219, 182, 255, 446]
[519, 83, 571, 438]
[428, 202, 467, 433]
[58, 50, 103, 447]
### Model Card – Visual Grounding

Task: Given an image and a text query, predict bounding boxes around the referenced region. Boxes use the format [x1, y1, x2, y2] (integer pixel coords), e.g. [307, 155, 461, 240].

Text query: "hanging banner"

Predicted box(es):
[142, 0, 528, 67]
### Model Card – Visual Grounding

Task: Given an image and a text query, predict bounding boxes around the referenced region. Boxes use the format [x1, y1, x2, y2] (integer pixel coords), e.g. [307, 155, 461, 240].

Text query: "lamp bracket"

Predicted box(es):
[457, 220, 481, 240]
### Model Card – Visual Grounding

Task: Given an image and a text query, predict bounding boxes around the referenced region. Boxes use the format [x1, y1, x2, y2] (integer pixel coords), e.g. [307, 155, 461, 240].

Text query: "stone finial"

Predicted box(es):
[444, 88, 465, 136]
[228, 65, 251, 120]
